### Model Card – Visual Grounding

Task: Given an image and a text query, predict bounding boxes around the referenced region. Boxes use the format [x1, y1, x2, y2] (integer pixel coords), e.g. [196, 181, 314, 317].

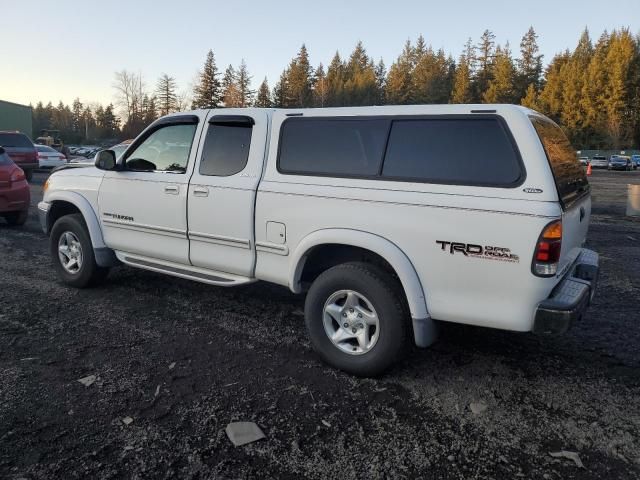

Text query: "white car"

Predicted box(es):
[590, 155, 609, 169]
[36, 145, 67, 169]
[38, 105, 599, 376]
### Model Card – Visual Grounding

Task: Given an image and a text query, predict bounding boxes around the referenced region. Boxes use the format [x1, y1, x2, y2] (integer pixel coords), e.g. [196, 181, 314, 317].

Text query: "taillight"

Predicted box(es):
[10, 168, 26, 183]
[532, 220, 562, 277]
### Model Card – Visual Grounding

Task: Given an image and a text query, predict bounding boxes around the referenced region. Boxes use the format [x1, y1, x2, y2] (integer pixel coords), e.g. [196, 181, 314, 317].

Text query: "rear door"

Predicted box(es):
[187, 109, 269, 277]
[530, 115, 590, 272]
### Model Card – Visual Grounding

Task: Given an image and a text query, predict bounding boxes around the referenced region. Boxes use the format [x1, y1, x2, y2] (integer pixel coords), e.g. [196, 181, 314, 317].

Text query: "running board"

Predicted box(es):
[117, 253, 255, 287]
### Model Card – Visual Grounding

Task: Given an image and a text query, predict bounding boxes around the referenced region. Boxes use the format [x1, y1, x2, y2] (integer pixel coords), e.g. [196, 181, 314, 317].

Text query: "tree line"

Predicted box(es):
[32, 27, 640, 149]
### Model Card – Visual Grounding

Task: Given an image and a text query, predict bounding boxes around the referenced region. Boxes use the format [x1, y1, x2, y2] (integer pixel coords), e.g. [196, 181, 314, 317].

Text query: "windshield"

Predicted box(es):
[0, 133, 33, 148]
[529, 115, 589, 208]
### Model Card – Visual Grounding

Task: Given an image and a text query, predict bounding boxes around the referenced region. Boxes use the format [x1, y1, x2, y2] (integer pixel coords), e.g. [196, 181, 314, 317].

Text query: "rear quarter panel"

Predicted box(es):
[256, 106, 565, 331]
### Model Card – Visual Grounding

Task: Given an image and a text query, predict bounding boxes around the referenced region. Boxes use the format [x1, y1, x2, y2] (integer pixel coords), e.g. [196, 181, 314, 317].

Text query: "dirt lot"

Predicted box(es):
[1, 170, 639, 479]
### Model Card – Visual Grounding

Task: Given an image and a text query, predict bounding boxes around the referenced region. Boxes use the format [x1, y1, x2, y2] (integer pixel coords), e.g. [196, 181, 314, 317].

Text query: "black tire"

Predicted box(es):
[50, 213, 109, 288]
[304, 262, 409, 377]
[24, 169, 33, 182]
[4, 210, 28, 226]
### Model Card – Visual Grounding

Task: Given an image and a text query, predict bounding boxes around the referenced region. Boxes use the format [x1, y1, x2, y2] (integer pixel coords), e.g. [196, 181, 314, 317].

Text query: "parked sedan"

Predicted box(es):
[0, 146, 30, 226]
[0, 131, 38, 181]
[578, 156, 590, 166]
[590, 155, 609, 169]
[632, 154, 640, 169]
[608, 155, 633, 171]
[36, 145, 67, 169]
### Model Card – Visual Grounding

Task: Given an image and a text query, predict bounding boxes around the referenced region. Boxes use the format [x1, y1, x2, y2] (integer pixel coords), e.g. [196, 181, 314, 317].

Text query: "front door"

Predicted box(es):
[187, 109, 269, 277]
[98, 116, 202, 265]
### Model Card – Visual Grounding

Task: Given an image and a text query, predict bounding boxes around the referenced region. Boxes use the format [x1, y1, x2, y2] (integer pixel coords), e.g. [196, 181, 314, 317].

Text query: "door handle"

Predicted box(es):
[193, 187, 209, 197]
[164, 185, 179, 195]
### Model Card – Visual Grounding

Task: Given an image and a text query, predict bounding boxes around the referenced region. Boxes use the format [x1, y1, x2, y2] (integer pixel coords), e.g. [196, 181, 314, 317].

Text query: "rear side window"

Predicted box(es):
[0, 133, 33, 148]
[529, 116, 589, 207]
[382, 118, 523, 186]
[278, 118, 389, 176]
[199, 124, 253, 176]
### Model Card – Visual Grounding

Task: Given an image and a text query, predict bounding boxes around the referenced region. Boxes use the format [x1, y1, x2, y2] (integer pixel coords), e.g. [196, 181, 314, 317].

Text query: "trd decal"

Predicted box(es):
[436, 241, 519, 263]
[103, 212, 134, 222]
[523, 187, 543, 194]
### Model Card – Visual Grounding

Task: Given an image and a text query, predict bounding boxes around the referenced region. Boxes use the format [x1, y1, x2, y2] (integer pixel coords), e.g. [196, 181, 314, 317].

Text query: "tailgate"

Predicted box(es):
[559, 193, 591, 275]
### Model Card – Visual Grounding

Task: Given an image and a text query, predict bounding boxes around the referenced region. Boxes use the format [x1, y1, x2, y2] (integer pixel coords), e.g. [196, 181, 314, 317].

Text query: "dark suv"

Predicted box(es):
[0, 131, 37, 181]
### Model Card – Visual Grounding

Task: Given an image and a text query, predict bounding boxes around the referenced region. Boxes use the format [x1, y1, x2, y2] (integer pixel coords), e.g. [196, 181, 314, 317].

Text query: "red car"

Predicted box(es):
[0, 131, 38, 181]
[0, 146, 30, 225]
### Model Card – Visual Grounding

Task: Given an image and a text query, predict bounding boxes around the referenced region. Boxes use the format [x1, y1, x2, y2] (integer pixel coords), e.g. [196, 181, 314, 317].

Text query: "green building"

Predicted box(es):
[0, 100, 33, 139]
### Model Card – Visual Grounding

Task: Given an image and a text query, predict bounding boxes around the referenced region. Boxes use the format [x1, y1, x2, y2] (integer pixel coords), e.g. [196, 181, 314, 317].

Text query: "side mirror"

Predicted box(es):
[95, 150, 117, 170]
[0, 146, 5, 154]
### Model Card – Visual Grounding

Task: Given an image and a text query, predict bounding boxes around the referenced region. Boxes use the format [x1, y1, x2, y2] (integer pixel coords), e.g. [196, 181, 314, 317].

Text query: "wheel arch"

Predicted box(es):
[289, 229, 429, 320]
[46, 191, 106, 250]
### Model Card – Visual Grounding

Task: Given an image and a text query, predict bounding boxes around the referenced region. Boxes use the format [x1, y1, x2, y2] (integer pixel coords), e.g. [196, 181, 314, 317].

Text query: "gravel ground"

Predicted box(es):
[1, 170, 639, 479]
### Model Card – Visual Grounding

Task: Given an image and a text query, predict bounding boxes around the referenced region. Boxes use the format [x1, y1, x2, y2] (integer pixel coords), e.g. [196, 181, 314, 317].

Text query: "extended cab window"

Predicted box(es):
[278, 118, 389, 176]
[529, 115, 589, 207]
[382, 118, 523, 186]
[199, 123, 253, 176]
[125, 124, 196, 173]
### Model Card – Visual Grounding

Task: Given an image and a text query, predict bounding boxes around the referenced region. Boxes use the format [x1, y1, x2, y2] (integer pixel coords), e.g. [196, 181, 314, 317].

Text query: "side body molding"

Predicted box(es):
[289, 229, 429, 320]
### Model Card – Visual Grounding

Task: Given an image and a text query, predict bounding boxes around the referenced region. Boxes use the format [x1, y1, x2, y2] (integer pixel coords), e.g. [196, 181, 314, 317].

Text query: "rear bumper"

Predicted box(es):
[0, 182, 30, 213]
[533, 249, 599, 335]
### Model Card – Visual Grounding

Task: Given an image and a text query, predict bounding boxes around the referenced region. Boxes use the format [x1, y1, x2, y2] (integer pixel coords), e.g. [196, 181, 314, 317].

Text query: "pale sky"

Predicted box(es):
[1, 0, 638, 111]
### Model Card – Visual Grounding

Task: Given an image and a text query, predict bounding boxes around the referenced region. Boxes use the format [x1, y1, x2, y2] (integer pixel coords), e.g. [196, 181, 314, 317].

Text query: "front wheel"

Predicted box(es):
[304, 262, 409, 377]
[50, 213, 109, 288]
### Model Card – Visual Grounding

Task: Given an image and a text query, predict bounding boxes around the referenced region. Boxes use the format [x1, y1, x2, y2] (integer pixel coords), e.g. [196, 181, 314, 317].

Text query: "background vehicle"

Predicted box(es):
[608, 155, 633, 171]
[579, 156, 590, 166]
[0, 131, 37, 181]
[590, 155, 608, 168]
[0, 146, 30, 225]
[36, 145, 67, 169]
[35, 129, 65, 151]
[631, 154, 640, 169]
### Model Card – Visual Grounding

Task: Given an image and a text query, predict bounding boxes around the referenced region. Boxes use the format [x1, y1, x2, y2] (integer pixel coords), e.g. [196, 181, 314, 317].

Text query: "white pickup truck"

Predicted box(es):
[39, 105, 599, 376]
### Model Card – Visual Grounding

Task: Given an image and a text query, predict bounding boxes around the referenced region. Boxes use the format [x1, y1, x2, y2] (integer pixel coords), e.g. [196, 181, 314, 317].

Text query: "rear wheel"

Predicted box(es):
[4, 210, 28, 226]
[50, 213, 109, 288]
[304, 262, 409, 377]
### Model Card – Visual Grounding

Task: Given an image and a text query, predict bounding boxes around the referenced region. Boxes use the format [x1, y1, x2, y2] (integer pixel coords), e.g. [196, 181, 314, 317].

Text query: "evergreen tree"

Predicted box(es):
[156, 73, 178, 115]
[516, 27, 543, 100]
[475, 30, 496, 100]
[272, 69, 289, 108]
[451, 53, 473, 103]
[236, 59, 255, 107]
[412, 45, 451, 104]
[312, 64, 328, 107]
[343, 41, 378, 105]
[326, 51, 345, 106]
[221, 65, 241, 107]
[520, 83, 540, 110]
[483, 44, 516, 103]
[192, 49, 221, 109]
[286, 44, 314, 107]
[71, 98, 84, 136]
[537, 51, 571, 121]
[374, 59, 387, 105]
[254, 78, 272, 107]
[386, 40, 414, 105]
